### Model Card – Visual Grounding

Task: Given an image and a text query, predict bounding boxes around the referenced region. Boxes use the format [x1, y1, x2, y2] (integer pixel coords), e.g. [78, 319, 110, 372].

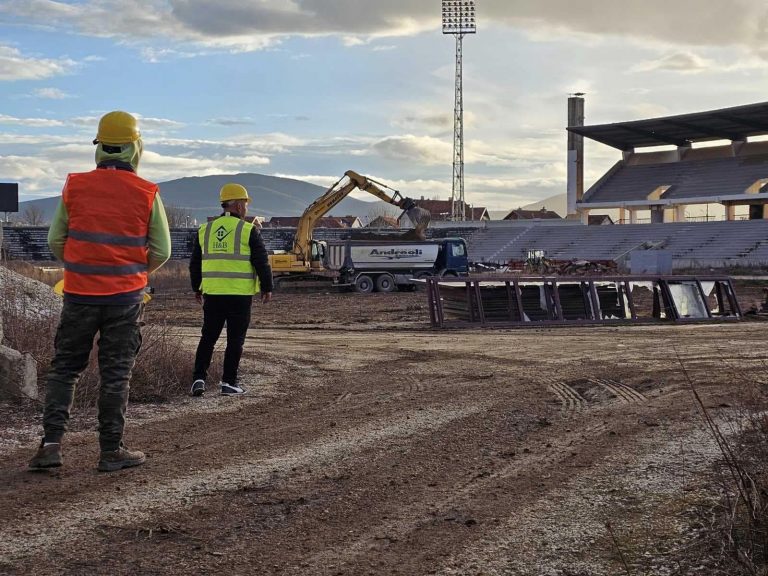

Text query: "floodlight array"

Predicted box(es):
[441, 0, 476, 34]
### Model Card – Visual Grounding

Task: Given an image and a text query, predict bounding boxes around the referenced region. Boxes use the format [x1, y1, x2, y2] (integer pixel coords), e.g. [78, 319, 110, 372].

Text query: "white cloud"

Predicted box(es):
[0, 45, 77, 81]
[391, 109, 455, 135]
[626, 103, 672, 119]
[207, 117, 256, 126]
[2, 141, 272, 200]
[633, 52, 713, 74]
[141, 150, 270, 183]
[3, 0, 767, 55]
[140, 46, 208, 63]
[0, 114, 65, 128]
[32, 87, 73, 99]
[272, 172, 450, 202]
[0, 134, 73, 145]
[0, 155, 64, 187]
[69, 113, 184, 132]
[135, 116, 186, 131]
[495, 0, 768, 50]
[371, 135, 451, 165]
[272, 173, 334, 184]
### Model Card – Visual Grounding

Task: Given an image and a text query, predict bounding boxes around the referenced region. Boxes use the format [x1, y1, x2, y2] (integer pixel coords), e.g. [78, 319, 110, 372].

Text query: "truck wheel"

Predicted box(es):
[375, 274, 395, 293]
[355, 274, 374, 294]
[412, 271, 432, 291]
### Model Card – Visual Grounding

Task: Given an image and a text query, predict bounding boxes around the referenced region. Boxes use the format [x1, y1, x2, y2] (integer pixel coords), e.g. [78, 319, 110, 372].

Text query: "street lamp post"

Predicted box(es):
[442, 0, 476, 222]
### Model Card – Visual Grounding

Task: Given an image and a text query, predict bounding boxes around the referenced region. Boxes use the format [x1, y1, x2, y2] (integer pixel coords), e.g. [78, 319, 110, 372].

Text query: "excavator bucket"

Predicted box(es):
[401, 203, 431, 241]
[404, 205, 431, 228]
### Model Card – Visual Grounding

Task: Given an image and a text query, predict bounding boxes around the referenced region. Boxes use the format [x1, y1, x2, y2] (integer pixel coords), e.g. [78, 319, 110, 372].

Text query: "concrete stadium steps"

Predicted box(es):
[585, 155, 768, 203]
[466, 220, 768, 265]
[2, 227, 52, 260]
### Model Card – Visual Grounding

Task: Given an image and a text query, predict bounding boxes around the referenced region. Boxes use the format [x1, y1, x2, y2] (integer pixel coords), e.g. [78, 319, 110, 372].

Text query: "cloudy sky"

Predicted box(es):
[2, 0, 768, 211]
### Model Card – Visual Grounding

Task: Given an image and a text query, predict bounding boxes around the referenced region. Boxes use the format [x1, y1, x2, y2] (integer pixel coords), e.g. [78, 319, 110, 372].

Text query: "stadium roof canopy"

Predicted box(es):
[568, 101, 768, 150]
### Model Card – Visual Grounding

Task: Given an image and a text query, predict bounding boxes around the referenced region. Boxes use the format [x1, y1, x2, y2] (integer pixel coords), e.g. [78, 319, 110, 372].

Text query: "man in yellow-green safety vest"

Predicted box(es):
[189, 183, 273, 397]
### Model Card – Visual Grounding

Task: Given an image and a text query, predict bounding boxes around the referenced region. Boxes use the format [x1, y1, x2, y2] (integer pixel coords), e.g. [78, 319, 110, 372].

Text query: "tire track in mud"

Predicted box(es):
[405, 374, 426, 393]
[548, 381, 587, 412]
[296, 410, 625, 574]
[589, 377, 647, 404]
[333, 391, 353, 403]
[0, 404, 484, 564]
[437, 421, 724, 576]
[295, 377, 673, 573]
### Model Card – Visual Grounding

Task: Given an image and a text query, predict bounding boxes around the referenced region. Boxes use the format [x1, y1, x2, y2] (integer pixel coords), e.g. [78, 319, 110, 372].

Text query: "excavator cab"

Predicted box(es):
[309, 240, 326, 270]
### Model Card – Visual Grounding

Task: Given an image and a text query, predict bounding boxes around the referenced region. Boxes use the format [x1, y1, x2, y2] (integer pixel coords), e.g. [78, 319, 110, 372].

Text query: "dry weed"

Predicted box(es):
[1, 262, 196, 406]
[148, 260, 191, 294]
[679, 352, 768, 575]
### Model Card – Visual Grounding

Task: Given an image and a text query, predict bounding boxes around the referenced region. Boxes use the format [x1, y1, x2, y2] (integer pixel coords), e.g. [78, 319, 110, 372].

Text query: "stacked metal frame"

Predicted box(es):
[426, 275, 742, 328]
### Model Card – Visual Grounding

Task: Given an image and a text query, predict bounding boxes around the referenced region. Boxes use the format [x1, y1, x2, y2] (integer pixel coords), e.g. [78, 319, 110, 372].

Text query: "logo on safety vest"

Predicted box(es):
[212, 225, 232, 251]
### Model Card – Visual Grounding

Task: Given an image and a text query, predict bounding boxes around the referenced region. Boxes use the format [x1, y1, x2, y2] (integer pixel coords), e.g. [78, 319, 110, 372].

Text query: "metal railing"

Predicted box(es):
[426, 274, 741, 328]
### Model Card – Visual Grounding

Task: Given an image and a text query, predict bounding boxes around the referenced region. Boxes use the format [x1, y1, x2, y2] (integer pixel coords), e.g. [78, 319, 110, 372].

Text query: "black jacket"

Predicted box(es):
[189, 218, 274, 294]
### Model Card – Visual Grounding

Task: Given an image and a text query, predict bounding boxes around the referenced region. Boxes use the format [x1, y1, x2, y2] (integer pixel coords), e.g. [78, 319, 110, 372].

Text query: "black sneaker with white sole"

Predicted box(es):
[190, 379, 206, 397]
[220, 382, 246, 396]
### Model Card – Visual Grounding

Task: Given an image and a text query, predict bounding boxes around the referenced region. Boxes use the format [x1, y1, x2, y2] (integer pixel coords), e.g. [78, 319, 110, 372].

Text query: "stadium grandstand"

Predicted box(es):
[569, 100, 768, 224]
[467, 99, 768, 269]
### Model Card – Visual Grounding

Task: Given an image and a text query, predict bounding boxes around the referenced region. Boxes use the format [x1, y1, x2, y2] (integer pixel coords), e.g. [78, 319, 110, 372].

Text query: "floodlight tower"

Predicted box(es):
[442, 0, 476, 221]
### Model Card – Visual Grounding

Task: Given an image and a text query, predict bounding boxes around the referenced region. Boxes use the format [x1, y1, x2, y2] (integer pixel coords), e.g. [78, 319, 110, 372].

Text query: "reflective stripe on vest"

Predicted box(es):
[68, 229, 148, 247]
[62, 169, 156, 296]
[199, 215, 260, 295]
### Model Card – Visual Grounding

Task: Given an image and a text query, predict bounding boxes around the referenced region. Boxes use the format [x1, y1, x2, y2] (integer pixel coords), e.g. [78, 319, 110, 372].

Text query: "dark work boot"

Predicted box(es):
[190, 379, 206, 397]
[28, 440, 63, 470]
[97, 444, 146, 472]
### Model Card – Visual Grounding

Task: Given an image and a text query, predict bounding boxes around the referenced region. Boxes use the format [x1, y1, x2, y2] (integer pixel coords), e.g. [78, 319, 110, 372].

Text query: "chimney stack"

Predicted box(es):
[567, 95, 585, 216]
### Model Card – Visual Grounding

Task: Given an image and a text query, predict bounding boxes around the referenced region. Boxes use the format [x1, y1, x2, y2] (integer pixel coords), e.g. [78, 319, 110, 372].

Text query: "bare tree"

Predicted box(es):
[164, 204, 194, 228]
[365, 202, 400, 227]
[22, 205, 46, 226]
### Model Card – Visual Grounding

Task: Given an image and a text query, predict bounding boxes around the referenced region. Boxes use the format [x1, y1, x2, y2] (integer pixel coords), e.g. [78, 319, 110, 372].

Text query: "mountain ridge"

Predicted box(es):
[17, 172, 397, 225]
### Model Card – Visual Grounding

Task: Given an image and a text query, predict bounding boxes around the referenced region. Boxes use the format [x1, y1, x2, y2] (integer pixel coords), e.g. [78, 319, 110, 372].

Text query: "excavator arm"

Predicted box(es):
[291, 170, 430, 261]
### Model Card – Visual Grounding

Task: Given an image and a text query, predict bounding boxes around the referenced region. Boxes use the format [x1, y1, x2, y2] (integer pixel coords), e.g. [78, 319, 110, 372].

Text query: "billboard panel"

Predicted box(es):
[0, 183, 19, 212]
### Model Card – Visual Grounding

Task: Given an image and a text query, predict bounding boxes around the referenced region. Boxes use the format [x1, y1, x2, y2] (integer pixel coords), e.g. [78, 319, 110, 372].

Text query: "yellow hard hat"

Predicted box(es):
[93, 111, 140, 145]
[219, 183, 250, 203]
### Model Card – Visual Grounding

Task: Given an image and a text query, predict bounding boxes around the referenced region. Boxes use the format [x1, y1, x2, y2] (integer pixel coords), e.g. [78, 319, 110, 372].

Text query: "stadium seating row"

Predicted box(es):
[585, 154, 768, 203]
[3, 220, 767, 269]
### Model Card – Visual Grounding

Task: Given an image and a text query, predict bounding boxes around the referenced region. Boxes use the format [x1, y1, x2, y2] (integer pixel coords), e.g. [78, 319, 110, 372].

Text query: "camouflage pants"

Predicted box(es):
[43, 301, 143, 451]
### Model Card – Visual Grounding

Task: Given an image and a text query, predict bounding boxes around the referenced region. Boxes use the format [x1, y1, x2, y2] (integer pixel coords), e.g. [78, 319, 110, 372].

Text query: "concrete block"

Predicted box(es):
[0, 344, 38, 400]
[630, 250, 673, 274]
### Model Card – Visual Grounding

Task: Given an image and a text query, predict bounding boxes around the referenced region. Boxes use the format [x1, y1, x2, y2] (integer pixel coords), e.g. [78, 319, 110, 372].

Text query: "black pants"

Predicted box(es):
[193, 295, 252, 385]
[44, 301, 143, 451]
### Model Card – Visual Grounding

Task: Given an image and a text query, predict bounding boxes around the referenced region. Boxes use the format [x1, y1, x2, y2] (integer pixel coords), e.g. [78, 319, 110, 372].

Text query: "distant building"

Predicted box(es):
[503, 207, 561, 220]
[367, 215, 400, 229]
[265, 215, 361, 228]
[338, 215, 363, 228]
[402, 199, 490, 222]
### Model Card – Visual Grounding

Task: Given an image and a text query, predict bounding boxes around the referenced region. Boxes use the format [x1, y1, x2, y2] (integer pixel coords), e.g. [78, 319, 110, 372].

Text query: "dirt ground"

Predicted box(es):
[1, 282, 767, 575]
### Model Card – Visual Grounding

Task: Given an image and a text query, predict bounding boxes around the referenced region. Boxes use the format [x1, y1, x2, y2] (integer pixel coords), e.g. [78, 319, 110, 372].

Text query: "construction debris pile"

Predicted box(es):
[0, 265, 61, 400]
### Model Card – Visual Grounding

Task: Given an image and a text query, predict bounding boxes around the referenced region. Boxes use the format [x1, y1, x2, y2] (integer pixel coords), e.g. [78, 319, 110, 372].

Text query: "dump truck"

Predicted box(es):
[325, 237, 469, 293]
[269, 170, 433, 290]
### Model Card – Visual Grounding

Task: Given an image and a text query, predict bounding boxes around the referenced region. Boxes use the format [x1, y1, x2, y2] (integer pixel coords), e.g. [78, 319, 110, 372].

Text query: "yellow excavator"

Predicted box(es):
[268, 170, 431, 282]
